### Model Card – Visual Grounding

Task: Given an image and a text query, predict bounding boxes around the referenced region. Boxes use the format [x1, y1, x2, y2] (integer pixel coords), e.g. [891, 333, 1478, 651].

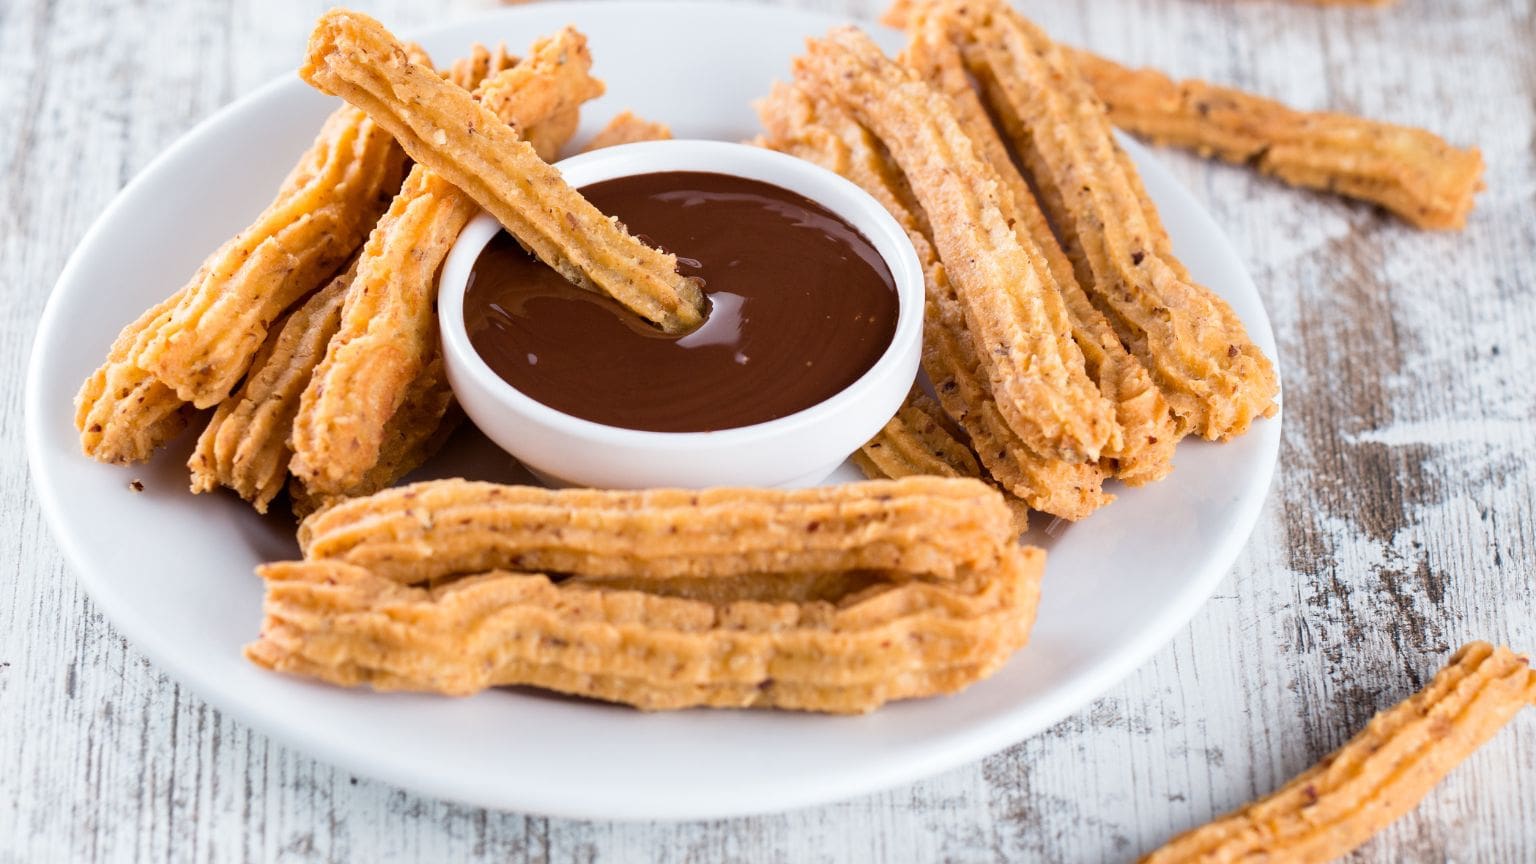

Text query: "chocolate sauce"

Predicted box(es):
[464, 171, 898, 432]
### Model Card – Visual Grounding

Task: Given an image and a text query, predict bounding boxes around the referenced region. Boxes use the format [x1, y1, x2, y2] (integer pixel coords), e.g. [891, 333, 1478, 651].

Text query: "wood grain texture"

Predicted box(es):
[2, 0, 1533, 861]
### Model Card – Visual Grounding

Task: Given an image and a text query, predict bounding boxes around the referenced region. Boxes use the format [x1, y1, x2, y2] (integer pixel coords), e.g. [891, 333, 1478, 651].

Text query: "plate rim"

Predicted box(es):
[25, 0, 1282, 821]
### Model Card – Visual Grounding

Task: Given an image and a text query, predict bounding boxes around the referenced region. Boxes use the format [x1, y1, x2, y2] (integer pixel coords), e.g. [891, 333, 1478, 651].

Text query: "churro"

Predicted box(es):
[1067, 49, 1483, 230]
[75, 292, 194, 464]
[188, 265, 354, 512]
[290, 29, 602, 498]
[952, 1, 1278, 439]
[298, 477, 1017, 585]
[579, 111, 674, 152]
[246, 544, 1043, 712]
[289, 349, 463, 519]
[901, 13, 1179, 485]
[854, 389, 1031, 534]
[755, 83, 1110, 519]
[300, 10, 705, 332]
[446, 42, 516, 92]
[1143, 642, 1536, 863]
[133, 89, 415, 408]
[792, 28, 1116, 464]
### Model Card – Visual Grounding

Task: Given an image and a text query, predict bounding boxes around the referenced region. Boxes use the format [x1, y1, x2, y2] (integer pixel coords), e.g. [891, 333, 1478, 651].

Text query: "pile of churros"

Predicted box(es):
[67, 0, 1529, 853]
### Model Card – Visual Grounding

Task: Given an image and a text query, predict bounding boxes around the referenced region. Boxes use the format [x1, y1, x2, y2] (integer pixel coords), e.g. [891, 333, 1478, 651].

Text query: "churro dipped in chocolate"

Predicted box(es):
[290, 29, 602, 498]
[792, 27, 1117, 465]
[1066, 49, 1483, 230]
[300, 10, 705, 333]
[1143, 642, 1536, 863]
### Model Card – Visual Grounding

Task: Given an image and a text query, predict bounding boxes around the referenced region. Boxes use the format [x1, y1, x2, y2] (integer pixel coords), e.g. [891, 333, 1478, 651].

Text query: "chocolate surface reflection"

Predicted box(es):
[464, 171, 898, 432]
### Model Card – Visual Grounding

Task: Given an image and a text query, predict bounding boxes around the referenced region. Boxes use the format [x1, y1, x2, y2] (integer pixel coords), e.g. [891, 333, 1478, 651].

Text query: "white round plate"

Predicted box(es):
[26, 1, 1280, 821]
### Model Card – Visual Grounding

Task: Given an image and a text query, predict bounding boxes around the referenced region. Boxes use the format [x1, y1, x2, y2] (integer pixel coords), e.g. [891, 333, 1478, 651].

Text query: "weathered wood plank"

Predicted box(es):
[1, 0, 1531, 861]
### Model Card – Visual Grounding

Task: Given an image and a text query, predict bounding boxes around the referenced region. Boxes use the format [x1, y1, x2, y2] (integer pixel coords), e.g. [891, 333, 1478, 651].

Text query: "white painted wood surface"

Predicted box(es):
[3, 0, 1533, 860]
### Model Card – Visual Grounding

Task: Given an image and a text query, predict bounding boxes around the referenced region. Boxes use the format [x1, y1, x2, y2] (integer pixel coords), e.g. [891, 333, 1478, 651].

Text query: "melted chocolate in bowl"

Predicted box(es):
[464, 171, 899, 433]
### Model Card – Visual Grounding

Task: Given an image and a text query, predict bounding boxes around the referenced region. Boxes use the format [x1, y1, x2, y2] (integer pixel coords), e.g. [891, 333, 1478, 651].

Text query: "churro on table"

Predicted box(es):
[300, 10, 706, 333]
[1066, 49, 1484, 230]
[579, 110, 674, 152]
[1143, 642, 1536, 863]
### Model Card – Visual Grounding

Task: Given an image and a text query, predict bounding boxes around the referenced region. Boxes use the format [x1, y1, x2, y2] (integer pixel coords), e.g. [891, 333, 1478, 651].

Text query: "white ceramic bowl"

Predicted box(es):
[437, 139, 924, 489]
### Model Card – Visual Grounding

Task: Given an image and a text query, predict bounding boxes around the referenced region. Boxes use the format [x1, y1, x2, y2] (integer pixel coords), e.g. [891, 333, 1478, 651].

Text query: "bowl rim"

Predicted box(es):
[436, 138, 925, 450]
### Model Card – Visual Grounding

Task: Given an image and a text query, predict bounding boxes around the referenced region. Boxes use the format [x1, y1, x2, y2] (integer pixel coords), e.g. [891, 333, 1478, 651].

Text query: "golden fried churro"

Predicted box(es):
[188, 265, 354, 512]
[756, 84, 1110, 519]
[901, 13, 1178, 485]
[133, 90, 415, 408]
[75, 293, 194, 464]
[447, 42, 516, 91]
[288, 350, 463, 520]
[950, 1, 1278, 439]
[299, 477, 1017, 584]
[290, 29, 602, 498]
[246, 544, 1043, 712]
[1143, 642, 1536, 863]
[793, 28, 1115, 464]
[1066, 50, 1483, 231]
[301, 10, 705, 332]
[580, 110, 675, 152]
[854, 389, 1031, 535]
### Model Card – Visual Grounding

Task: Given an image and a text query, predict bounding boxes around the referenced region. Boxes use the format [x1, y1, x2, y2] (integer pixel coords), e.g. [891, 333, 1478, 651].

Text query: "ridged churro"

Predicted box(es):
[300, 10, 705, 332]
[133, 90, 415, 408]
[75, 292, 194, 464]
[854, 389, 1031, 534]
[298, 477, 1018, 585]
[246, 544, 1043, 712]
[288, 349, 463, 520]
[1143, 642, 1536, 863]
[951, 1, 1278, 439]
[290, 30, 602, 498]
[792, 28, 1116, 464]
[901, 13, 1179, 485]
[1067, 49, 1484, 230]
[447, 42, 516, 92]
[579, 111, 674, 152]
[756, 84, 1111, 519]
[188, 265, 354, 512]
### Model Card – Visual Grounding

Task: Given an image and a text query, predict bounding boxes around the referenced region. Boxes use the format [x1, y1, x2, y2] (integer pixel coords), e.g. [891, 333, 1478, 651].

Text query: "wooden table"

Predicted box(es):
[4, 0, 1532, 859]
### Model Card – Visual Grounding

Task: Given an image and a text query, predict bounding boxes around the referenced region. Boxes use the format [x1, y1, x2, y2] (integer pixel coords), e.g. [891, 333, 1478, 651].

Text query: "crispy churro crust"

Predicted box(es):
[1143, 642, 1536, 863]
[854, 389, 1031, 535]
[951, 2, 1278, 440]
[901, 14, 1179, 485]
[245, 544, 1043, 712]
[288, 350, 464, 520]
[188, 265, 354, 512]
[301, 10, 705, 332]
[1067, 49, 1484, 231]
[579, 111, 675, 153]
[75, 292, 195, 464]
[298, 477, 1017, 585]
[133, 95, 413, 408]
[290, 30, 600, 498]
[793, 28, 1116, 464]
[756, 84, 1110, 519]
